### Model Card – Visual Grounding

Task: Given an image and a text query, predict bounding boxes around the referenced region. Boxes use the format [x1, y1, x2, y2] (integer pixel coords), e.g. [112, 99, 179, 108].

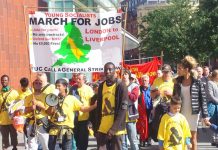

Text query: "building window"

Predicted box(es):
[159, 0, 166, 3]
[48, 0, 96, 12]
[148, 1, 158, 5]
[48, 0, 75, 12]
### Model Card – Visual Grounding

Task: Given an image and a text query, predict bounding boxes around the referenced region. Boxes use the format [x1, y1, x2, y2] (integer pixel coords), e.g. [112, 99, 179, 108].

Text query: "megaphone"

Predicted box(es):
[45, 93, 59, 107]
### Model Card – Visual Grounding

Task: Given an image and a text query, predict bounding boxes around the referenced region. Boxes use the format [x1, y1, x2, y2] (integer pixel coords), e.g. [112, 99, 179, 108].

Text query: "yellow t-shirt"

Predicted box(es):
[24, 93, 48, 121]
[77, 84, 94, 121]
[152, 77, 174, 98]
[157, 113, 191, 150]
[0, 89, 19, 125]
[49, 95, 82, 135]
[98, 83, 126, 135]
[42, 84, 55, 95]
[17, 88, 32, 100]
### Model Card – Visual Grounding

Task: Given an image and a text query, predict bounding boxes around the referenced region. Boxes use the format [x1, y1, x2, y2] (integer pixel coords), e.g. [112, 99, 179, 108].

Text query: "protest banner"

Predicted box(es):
[28, 12, 122, 73]
[124, 57, 161, 84]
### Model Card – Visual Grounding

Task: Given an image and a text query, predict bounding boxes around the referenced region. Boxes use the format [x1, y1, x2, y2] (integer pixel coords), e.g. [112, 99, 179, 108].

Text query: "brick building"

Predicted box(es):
[0, 0, 46, 88]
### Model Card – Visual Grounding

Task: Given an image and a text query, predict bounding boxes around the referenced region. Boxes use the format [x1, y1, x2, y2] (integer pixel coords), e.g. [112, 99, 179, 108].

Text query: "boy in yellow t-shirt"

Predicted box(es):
[158, 96, 191, 150]
[17, 77, 32, 149]
[17, 77, 32, 100]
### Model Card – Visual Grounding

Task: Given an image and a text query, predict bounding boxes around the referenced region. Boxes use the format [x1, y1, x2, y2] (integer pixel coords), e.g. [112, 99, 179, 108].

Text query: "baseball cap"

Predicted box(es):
[162, 64, 172, 72]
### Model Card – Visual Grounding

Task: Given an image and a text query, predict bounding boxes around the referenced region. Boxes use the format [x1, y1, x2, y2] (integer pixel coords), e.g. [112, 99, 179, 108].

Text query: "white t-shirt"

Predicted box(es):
[181, 84, 199, 131]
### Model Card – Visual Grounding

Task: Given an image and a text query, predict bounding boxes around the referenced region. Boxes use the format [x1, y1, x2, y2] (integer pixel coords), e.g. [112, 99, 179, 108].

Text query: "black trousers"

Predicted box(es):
[74, 120, 89, 150]
[96, 132, 123, 150]
[0, 124, 18, 149]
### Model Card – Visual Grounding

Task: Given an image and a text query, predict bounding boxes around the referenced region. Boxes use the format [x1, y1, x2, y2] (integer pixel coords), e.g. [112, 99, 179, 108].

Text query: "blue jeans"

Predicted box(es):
[48, 134, 72, 150]
[72, 135, 77, 150]
[122, 122, 139, 150]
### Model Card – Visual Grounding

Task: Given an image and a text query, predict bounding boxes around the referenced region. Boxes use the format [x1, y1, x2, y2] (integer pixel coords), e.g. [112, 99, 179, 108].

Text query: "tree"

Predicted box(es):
[139, 0, 218, 64]
[188, 0, 218, 64]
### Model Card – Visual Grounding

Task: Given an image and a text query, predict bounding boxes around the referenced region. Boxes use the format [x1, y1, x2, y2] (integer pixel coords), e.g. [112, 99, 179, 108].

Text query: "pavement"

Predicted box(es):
[0, 127, 218, 150]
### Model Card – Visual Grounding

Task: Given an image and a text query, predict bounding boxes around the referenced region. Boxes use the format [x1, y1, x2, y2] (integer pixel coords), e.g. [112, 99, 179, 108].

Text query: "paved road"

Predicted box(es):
[0, 128, 217, 150]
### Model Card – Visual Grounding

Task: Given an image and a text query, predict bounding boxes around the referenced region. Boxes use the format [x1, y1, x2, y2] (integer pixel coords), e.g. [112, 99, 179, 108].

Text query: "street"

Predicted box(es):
[0, 127, 217, 150]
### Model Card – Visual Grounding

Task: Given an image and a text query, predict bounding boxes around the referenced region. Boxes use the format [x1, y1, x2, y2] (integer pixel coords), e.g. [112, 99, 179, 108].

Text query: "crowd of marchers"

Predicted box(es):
[0, 55, 218, 150]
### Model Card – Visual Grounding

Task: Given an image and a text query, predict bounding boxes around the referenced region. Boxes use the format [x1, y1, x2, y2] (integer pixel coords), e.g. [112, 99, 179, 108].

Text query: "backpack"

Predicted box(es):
[149, 99, 169, 142]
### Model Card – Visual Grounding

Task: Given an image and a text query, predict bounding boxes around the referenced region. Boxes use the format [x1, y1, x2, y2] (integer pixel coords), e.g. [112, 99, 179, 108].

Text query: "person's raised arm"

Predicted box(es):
[80, 101, 97, 112]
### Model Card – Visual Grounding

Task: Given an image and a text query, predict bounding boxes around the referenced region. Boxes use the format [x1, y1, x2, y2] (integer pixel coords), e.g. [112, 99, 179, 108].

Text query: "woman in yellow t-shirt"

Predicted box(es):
[46, 79, 96, 150]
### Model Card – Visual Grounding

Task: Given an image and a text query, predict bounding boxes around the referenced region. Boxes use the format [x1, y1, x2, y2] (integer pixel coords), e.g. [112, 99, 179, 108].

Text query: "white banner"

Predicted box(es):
[28, 12, 122, 73]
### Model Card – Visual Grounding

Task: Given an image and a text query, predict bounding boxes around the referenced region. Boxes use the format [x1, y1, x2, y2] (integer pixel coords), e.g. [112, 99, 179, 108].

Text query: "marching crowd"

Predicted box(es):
[0, 55, 218, 150]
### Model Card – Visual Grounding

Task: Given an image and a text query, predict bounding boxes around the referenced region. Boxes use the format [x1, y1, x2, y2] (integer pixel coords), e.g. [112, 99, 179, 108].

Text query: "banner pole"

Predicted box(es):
[23, 5, 38, 137]
[161, 50, 164, 68]
[121, 4, 128, 76]
[23, 5, 34, 84]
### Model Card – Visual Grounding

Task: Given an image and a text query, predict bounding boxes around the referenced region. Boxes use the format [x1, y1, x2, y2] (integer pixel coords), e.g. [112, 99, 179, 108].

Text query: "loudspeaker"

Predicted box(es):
[45, 93, 59, 107]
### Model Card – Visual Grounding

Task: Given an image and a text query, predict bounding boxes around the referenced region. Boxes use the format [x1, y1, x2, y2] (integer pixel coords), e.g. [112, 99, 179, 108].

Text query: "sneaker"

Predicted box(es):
[147, 139, 152, 146]
[140, 141, 145, 147]
[143, 138, 152, 147]
[211, 142, 216, 146]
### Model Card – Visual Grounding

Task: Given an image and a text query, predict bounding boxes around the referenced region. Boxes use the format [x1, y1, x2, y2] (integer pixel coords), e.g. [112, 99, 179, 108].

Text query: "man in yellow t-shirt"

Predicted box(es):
[69, 73, 94, 150]
[46, 78, 96, 150]
[36, 72, 55, 95]
[152, 64, 174, 99]
[0, 75, 19, 150]
[158, 96, 191, 150]
[24, 79, 50, 150]
[96, 62, 129, 150]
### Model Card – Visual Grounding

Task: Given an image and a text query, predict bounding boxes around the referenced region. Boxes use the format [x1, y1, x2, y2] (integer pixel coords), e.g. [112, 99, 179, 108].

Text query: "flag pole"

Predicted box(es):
[23, 5, 38, 137]
[23, 5, 33, 82]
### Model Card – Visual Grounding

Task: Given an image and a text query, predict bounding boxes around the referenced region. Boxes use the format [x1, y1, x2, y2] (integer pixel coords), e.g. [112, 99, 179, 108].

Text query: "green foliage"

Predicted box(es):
[190, 0, 218, 64]
[139, 0, 218, 64]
